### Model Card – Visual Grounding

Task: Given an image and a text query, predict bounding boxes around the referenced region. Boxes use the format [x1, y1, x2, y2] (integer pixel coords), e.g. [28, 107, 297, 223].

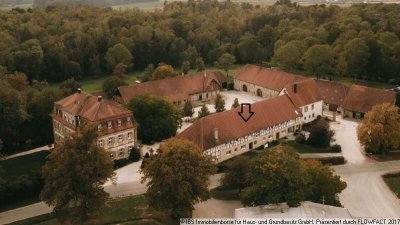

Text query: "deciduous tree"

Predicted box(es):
[40, 125, 115, 223]
[151, 64, 177, 80]
[102, 76, 128, 98]
[105, 43, 133, 71]
[215, 53, 236, 76]
[221, 156, 250, 191]
[141, 138, 215, 218]
[302, 45, 335, 79]
[307, 119, 333, 148]
[357, 103, 400, 154]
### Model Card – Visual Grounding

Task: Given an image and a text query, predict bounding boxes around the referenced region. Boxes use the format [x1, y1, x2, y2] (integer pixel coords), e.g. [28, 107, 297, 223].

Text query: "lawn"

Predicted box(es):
[0, 4, 32, 11]
[10, 195, 172, 225]
[0, 151, 49, 179]
[210, 187, 241, 201]
[286, 141, 331, 154]
[383, 173, 400, 198]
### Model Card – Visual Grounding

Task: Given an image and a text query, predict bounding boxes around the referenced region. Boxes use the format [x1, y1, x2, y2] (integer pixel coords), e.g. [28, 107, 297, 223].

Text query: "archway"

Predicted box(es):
[242, 84, 248, 92]
[256, 89, 263, 97]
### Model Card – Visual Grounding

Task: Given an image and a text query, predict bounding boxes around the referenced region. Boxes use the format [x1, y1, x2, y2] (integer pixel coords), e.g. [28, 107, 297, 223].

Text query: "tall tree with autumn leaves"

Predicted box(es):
[357, 103, 400, 154]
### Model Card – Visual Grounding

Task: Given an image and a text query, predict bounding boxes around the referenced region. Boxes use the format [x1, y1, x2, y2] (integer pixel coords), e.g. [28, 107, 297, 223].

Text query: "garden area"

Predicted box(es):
[10, 195, 173, 225]
[383, 173, 400, 198]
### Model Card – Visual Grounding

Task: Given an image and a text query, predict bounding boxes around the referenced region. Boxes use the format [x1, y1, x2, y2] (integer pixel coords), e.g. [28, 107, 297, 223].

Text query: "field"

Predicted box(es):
[10, 195, 173, 225]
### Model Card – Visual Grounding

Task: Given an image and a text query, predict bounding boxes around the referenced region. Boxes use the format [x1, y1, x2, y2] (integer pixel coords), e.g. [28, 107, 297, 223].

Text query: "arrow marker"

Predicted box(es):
[238, 103, 254, 122]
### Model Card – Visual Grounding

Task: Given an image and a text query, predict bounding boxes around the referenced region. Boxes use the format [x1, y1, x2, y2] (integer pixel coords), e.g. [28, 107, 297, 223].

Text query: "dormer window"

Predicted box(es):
[127, 117, 131, 123]
[118, 120, 122, 126]
[98, 124, 102, 131]
[108, 122, 112, 129]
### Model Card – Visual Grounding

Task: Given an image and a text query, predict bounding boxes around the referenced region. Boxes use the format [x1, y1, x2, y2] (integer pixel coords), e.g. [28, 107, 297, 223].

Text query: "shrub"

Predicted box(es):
[330, 144, 342, 152]
[129, 148, 141, 162]
[295, 133, 306, 144]
[317, 156, 345, 165]
[307, 119, 333, 148]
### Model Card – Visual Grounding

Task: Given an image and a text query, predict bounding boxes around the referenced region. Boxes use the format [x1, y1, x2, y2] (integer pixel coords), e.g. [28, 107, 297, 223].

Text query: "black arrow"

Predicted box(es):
[238, 103, 254, 122]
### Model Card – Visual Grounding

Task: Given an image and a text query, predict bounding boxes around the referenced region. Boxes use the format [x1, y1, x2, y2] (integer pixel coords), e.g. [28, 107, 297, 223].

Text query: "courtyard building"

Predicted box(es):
[51, 89, 138, 160]
[279, 79, 323, 123]
[341, 85, 397, 119]
[115, 70, 227, 107]
[177, 94, 302, 162]
[316, 79, 349, 112]
[234, 64, 307, 98]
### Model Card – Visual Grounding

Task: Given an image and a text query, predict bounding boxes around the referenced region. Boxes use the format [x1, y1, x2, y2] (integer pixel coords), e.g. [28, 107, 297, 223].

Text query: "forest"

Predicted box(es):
[1, 0, 400, 153]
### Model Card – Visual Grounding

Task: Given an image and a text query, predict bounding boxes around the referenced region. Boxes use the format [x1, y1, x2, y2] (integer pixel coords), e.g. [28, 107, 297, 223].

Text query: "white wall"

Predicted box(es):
[234, 79, 278, 99]
[300, 100, 323, 123]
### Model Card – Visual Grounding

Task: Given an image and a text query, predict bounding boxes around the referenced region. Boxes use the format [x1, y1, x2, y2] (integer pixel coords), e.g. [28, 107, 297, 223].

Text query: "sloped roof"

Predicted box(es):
[341, 85, 396, 113]
[235, 64, 307, 91]
[283, 79, 323, 107]
[316, 80, 349, 106]
[55, 92, 132, 122]
[117, 71, 226, 104]
[177, 95, 301, 151]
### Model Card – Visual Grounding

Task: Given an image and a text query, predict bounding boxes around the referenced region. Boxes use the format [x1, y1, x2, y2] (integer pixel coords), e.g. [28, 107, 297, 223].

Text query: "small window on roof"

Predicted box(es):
[98, 124, 102, 131]
[108, 122, 112, 129]
[118, 119, 122, 126]
[127, 117, 131, 122]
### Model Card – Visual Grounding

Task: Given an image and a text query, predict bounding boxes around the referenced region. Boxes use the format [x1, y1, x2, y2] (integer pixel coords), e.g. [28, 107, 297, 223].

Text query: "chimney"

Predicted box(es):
[77, 88, 81, 93]
[293, 83, 298, 93]
[98, 96, 102, 102]
[214, 128, 219, 140]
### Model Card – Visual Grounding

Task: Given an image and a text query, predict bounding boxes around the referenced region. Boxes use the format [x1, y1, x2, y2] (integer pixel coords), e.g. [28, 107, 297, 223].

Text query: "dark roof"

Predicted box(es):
[316, 80, 349, 106]
[235, 64, 308, 91]
[341, 85, 396, 113]
[283, 79, 323, 107]
[177, 95, 301, 151]
[54, 92, 133, 122]
[117, 71, 225, 104]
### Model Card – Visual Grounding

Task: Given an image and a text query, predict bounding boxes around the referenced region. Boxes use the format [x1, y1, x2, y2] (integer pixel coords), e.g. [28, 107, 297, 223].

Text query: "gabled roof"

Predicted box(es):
[117, 71, 226, 104]
[316, 80, 349, 107]
[177, 95, 301, 151]
[341, 85, 396, 113]
[55, 92, 132, 122]
[282, 79, 323, 107]
[235, 64, 307, 91]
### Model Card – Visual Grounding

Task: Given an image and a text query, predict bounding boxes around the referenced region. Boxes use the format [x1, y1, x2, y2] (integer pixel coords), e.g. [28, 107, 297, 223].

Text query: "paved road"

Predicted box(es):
[2, 145, 52, 160]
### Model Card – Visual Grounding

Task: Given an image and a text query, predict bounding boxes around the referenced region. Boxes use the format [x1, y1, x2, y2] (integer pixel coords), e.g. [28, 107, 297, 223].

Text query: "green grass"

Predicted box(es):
[11, 195, 173, 225]
[383, 173, 400, 198]
[0, 4, 32, 11]
[0, 151, 49, 179]
[210, 187, 241, 201]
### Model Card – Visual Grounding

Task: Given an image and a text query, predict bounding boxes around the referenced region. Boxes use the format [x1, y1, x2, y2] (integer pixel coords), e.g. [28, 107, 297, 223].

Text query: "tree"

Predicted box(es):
[221, 156, 250, 191]
[214, 93, 225, 112]
[338, 38, 370, 79]
[141, 64, 155, 82]
[237, 35, 263, 63]
[181, 61, 191, 74]
[127, 94, 182, 143]
[59, 78, 81, 96]
[102, 76, 128, 98]
[183, 100, 194, 117]
[12, 39, 43, 80]
[231, 98, 240, 109]
[302, 45, 335, 79]
[241, 146, 308, 207]
[303, 160, 346, 206]
[141, 138, 215, 218]
[357, 103, 400, 154]
[113, 63, 127, 78]
[151, 64, 177, 80]
[40, 125, 115, 223]
[273, 42, 301, 70]
[307, 119, 333, 148]
[215, 53, 236, 76]
[195, 57, 205, 72]
[198, 104, 210, 118]
[105, 43, 133, 71]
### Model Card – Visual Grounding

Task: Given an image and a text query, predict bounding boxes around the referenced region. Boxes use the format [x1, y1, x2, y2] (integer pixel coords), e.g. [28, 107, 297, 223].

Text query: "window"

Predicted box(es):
[304, 117, 307, 120]
[127, 132, 132, 140]
[241, 145, 246, 149]
[198, 94, 203, 100]
[110, 153, 114, 158]
[108, 122, 112, 129]
[304, 106, 308, 112]
[127, 117, 131, 122]
[234, 148, 238, 151]
[128, 146, 134, 150]
[311, 104, 314, 110]
[118, 134, 123, 142]
[269, 135, 273, 139]
[119, 149, 124, 157]
[108, 137, 113, 145]
[226, 150, 231, 154]
[254, 141, 257, 145]
[98, 140, 104, 147]
[98, 124, 102, 131]
[117, 120, 122, 126]
[312, 113, 315, 118]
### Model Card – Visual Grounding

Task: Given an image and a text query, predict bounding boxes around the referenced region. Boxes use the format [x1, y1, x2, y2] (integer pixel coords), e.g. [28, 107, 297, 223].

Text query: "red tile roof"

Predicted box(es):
[341, 85, 396, 113]
[316, 80, 349, 107]
[177, 95, 301, 151]
[54, 92, 133, 122]
[283, 79, 323, 107]
[235, 64, 308, 91]
[117, 71, 226, 104]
